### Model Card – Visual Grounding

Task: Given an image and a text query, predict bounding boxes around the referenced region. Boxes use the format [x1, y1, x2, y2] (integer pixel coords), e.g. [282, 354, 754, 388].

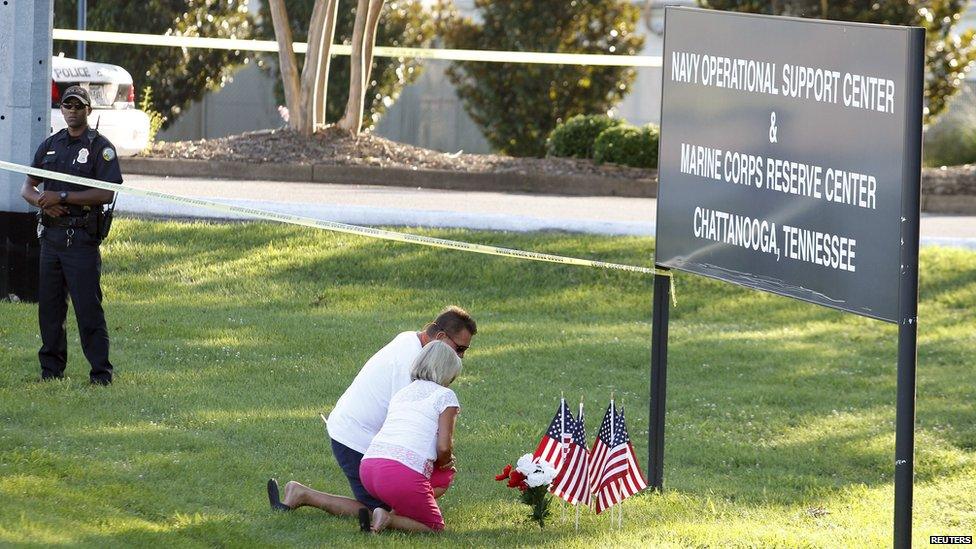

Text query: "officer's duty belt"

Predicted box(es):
[41, 213, 94, 229]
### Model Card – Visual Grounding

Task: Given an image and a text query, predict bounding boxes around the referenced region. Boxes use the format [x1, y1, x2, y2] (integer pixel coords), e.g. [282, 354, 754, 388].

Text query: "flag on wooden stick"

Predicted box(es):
[549, 400, 590, 506]
[590, 401, 647, 514]
[533, 398, 575, 470]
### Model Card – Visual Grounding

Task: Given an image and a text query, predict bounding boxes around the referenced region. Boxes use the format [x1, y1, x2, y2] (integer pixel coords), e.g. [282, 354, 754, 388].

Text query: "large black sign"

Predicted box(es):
[655, 8, 924, 322]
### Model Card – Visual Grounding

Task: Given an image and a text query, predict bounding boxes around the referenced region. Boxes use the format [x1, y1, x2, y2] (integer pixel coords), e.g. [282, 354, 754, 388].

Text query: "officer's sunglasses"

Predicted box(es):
[60, 102, 87, 111]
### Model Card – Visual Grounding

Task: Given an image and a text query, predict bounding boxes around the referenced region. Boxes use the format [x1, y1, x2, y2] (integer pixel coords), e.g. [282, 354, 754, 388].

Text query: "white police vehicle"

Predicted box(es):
[51, 55, 151, 156]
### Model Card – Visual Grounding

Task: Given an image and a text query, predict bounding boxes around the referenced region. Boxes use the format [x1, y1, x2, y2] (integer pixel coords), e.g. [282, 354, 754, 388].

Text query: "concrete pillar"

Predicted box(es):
[0, 0, 53, 302]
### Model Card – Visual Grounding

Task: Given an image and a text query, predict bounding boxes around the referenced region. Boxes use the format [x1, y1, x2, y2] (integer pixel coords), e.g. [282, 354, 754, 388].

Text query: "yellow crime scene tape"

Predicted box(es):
[0, 160, 675, 300]
[52, 29, 663, 68]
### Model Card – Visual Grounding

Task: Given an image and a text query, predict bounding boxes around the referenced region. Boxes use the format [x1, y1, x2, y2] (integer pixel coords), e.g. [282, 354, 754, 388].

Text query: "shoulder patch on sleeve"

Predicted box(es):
[102, 148, 116, 162]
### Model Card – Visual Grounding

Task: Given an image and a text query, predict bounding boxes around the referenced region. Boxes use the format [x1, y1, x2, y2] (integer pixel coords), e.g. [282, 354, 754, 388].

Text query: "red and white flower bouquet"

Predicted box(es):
[495, 453, 557, 528]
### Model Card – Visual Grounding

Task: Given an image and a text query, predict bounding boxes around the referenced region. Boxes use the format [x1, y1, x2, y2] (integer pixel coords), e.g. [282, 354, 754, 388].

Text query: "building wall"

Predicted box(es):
[159, 60, 283, 142]
[372, 60, 491, 153]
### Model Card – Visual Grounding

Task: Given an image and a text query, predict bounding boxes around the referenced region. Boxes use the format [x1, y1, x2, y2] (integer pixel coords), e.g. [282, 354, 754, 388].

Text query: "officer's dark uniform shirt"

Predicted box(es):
[30, 128, 123, 216]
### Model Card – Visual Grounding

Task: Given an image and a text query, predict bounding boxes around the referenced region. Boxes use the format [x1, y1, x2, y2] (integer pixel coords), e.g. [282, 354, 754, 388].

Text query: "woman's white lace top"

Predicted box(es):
[364, 380, 459, 477]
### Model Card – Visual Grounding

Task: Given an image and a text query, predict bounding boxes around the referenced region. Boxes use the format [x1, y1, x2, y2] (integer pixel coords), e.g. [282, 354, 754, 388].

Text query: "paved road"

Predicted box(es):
[120, 174, 976, 249]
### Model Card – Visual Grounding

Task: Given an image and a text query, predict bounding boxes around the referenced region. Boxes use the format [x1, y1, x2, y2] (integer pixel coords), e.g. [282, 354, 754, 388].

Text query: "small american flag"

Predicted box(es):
[534, 399, 574, 470]
[549, 403, 590, 505]
[590, 402, 647, 514]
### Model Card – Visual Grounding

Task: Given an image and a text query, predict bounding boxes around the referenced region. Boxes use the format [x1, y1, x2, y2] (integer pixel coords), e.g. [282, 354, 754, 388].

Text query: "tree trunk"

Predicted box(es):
[337, 0, 385, 134]
[301, 0, 327, 133]
[337, 0, 371, 133]
[301, 0, 342, 132]
[312, 0, 341, 130]
[268, 0, 304, 133]
[362, 0, 385, 95]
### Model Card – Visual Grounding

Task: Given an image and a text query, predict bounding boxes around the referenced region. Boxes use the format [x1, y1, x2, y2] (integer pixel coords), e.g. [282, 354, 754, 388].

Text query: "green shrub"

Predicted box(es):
[546, 114, 622, 159]
[923, 85, 976, 167]
[440, 0, 644, 157]
[593, 124, 659, 168]
[138, 86, 165, 154]
[924, 124, 976, 167]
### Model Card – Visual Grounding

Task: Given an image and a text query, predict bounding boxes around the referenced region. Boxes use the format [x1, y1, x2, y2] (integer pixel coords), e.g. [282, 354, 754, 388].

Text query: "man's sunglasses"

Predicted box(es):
[434, 323, 469, 355]
[60, 102, 87, 111]
[442, 331, 469, 355]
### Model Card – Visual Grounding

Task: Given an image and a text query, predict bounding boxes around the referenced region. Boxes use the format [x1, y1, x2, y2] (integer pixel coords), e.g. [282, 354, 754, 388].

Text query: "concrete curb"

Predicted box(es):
[122, 157, 658, 198]
[121, 157, 976, 213]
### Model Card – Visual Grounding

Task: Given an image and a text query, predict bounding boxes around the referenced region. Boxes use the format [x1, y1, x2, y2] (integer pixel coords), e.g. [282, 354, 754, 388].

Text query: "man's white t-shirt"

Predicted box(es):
[327, 331, 423, 454]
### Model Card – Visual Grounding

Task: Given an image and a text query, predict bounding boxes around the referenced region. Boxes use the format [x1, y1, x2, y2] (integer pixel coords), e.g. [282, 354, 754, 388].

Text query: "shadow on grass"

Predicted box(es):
[107, 221, 655, 313]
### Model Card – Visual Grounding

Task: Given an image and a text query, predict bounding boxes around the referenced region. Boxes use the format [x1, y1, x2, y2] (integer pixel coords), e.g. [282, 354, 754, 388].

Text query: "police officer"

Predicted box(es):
[19, 86, 122, 385]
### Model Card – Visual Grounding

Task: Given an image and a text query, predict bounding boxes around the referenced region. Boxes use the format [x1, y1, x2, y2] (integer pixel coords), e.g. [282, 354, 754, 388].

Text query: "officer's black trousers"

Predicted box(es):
[37, 227, 113, 383]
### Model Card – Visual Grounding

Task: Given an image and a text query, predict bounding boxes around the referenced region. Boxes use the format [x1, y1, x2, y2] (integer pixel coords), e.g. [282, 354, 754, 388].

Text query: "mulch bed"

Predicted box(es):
[146, 126, 655, 181]
[146, 126, 976, 195]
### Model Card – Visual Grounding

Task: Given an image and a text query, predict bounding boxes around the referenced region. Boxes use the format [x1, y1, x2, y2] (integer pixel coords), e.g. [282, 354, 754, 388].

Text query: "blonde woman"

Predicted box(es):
[359, 340, 462, 533]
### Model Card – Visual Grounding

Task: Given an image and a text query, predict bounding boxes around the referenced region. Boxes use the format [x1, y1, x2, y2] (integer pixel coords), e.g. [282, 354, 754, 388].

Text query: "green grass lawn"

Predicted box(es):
[0, 218, 973, 548]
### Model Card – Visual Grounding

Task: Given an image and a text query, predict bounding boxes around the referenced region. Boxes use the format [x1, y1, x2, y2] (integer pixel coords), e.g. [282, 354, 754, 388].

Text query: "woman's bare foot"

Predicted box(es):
[282, 481, 303, 508]
[371, 508, 392, 533]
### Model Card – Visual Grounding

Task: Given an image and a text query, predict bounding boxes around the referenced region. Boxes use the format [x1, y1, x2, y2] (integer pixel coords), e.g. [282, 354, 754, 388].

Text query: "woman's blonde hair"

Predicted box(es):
[411, 340, 462, 386]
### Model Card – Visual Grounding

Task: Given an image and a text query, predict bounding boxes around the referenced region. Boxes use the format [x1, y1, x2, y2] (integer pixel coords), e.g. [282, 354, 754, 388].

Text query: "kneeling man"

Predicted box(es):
[268, 306, 476, 522]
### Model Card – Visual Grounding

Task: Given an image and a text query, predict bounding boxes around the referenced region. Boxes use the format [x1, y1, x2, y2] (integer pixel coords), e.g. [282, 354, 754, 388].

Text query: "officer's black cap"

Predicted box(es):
[62, 86, 91, 106]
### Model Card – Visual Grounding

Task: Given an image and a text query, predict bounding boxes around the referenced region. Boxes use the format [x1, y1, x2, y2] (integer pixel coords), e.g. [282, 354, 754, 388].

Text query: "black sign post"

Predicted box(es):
[648, 271, 670, 491]
[649, 8, 923, 547]
[894, 47, 924, 541]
